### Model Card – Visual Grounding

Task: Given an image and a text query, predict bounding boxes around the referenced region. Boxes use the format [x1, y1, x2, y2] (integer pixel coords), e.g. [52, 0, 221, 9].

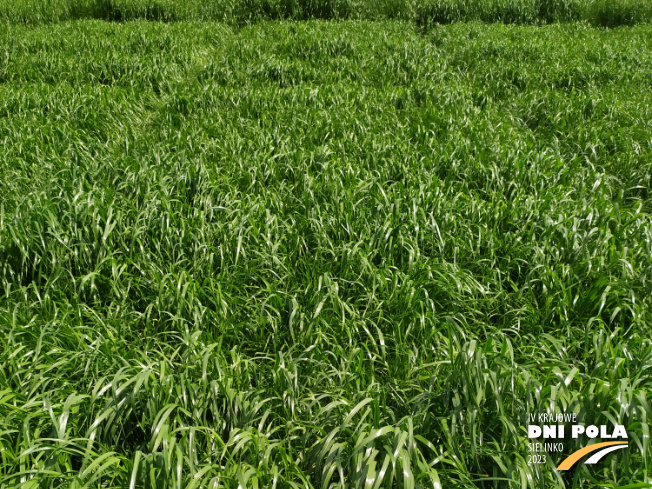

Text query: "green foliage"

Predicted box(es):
[414, 0, 594, 25]
[415, 0, 539, 25]
[0, 0, 651, 25]
[537, 0, 588, 22]
[233, 0, 358, 21]
[586, 0, 652, 27]
[1, 18, 651, 489]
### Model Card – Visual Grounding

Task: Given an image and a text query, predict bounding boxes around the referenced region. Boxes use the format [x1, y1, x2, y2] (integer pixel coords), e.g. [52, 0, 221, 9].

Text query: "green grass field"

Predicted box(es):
[1, 0, 652, 25]
[1, 6, 651, 489]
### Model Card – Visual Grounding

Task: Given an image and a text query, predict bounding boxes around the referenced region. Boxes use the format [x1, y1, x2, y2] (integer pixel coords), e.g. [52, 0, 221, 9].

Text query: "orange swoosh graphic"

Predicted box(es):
[556, 441, 628, 471]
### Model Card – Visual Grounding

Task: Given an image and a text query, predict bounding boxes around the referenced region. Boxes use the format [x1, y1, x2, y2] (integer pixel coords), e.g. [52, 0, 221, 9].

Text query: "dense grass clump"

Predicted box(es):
[586, 0, 652, 27]
[1, 19, 651, 488]
[0, 0, 651, 25]
[415, 0, 540, 25]
[414, 0, 600, 24]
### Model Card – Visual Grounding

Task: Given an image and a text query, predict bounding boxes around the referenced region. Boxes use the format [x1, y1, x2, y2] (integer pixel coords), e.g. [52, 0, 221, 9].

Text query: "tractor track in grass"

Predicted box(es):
[107, 24, 235, 154]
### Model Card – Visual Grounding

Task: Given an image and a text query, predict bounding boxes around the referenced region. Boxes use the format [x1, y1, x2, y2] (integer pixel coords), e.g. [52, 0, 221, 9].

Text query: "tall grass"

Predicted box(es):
[0, 0, 651, 25]
[586, 0, 652, 27]
[1, 19, 651, 488]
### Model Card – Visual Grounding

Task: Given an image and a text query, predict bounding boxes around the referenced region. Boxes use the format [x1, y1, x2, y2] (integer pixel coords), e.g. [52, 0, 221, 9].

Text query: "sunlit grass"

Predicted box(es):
[0, 18, 651, 489]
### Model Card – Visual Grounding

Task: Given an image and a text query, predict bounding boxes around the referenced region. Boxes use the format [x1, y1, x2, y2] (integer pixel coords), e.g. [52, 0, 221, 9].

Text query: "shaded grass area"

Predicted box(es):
[1, 19, 652, 488]
[0, 0, 651, 26]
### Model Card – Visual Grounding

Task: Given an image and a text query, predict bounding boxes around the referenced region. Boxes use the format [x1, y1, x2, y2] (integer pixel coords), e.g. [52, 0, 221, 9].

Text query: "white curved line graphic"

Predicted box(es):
[584, 445, 628, 464]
